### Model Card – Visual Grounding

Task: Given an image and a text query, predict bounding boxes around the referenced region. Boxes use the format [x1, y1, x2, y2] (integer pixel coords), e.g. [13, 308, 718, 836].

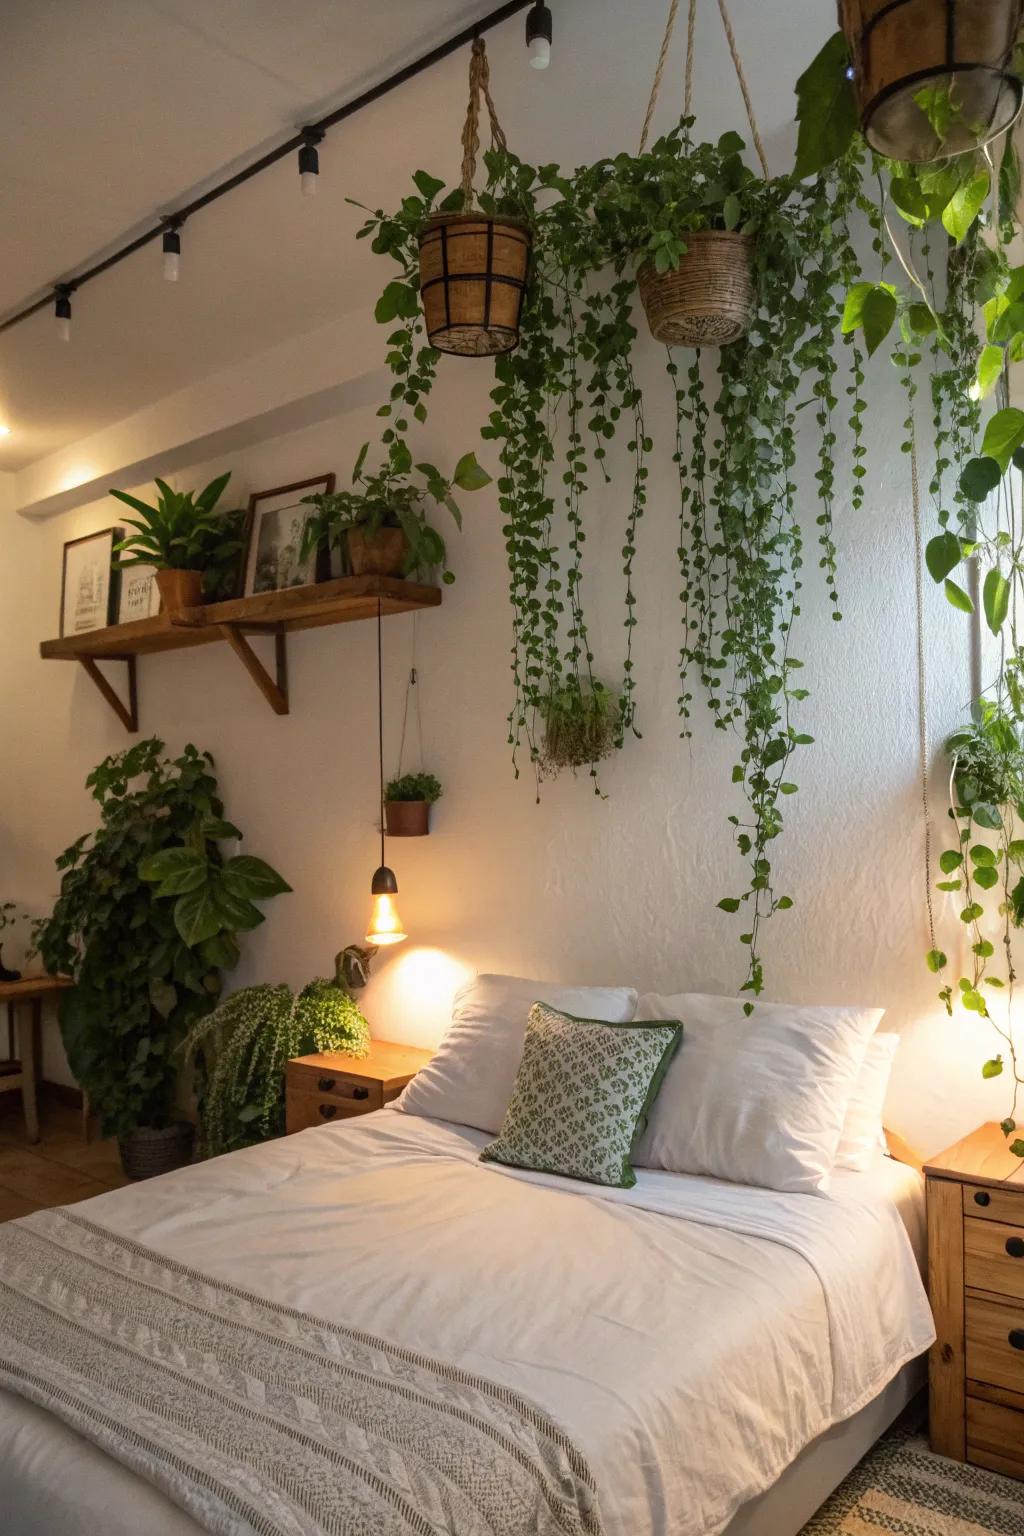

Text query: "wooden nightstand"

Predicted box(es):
[285, 1040, 433, 1135]
[925, 1122, 1024, 1480]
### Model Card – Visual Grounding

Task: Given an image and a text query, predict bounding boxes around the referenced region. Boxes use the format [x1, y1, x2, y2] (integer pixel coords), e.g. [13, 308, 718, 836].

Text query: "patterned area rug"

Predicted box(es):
[802, 1426, 1024, 1534]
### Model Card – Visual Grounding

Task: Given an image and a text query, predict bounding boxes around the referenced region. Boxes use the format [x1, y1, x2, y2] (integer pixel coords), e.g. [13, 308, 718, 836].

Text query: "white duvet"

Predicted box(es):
[0, 1110, 934, 1536]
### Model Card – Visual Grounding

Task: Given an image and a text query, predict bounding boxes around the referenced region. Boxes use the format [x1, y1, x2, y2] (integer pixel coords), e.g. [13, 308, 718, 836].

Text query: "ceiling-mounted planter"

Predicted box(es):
[637, 231, 755, 348]
[418, 213, 531, 357]
[839, 0, 1024, 163]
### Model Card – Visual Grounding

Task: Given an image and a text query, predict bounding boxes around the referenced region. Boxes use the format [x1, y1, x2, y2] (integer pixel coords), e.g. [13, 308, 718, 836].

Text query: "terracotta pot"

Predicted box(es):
[155, 568, 204, 614]
[839, 0, 1024, 162]
[118, 1121, 195, 1180]
[347, 527, 409, 578]
[418, 213, 531, 357]
[637, 232, 755, 348]
[385, 800, 430, 837]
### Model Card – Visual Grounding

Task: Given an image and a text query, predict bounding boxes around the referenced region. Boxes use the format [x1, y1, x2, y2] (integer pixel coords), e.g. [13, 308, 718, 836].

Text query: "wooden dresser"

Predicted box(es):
[285, 1040, 433, 1135]
[926, 1122, 1024, 1480]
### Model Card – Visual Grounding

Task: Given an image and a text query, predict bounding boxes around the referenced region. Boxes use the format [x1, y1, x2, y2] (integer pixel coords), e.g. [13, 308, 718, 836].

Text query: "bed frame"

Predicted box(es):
[723, 1128, 927, 1536]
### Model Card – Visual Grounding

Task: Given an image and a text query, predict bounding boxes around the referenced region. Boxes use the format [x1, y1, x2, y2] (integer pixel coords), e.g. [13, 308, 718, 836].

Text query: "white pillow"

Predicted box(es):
[392, 973, 638, 1134]
[833, 1032, 899, 1171]
[633, 992, 884, 1194]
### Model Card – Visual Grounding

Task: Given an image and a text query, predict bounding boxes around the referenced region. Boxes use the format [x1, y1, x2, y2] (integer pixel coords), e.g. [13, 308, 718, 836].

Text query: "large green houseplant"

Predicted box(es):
[36, 738, 290, 1173]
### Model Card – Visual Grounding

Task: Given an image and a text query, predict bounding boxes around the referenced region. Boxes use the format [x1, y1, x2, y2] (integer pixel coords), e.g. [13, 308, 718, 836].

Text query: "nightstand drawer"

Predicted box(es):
[285, 1088, 380, 1135]
[966, 1295, 1024, 1395]
[967, 1394, 1024, 1479]
[287, 1060, 384, 1110]
[963, 1184, 1024, 1226]
[966, 1218, 1024, 1303]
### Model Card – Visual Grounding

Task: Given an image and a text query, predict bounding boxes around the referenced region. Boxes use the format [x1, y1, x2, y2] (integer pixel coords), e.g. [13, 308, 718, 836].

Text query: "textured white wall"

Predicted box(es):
[0, 0, 1011, 1155]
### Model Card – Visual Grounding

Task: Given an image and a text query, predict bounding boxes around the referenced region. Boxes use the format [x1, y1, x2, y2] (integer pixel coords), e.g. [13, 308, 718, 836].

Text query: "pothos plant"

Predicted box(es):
[300, 438, 490, 583]
[358, 129, 860, 1001]
[35, 739, 290, 1138]
[795, 31, 1024, 1140]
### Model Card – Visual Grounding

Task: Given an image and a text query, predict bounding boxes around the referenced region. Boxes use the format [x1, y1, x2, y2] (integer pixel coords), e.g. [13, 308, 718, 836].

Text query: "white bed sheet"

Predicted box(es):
[0, 1111, 933, 1536]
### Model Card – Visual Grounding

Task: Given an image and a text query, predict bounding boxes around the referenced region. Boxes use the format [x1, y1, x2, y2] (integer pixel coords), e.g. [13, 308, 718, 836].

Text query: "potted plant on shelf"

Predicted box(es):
[183, 976, 369, 1158]
[109, 471, 247, 614]
[35, 738, 290, 1178]
[301, 440, 490, 584]
[384, 772, 442, 837]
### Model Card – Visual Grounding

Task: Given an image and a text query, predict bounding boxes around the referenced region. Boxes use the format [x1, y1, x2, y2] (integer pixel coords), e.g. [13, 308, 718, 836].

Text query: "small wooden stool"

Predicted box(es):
[0, 974, 73, 1143]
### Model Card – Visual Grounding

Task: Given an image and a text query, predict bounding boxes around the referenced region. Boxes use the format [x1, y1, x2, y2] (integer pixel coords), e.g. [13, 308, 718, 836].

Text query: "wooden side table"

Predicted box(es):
[0, 974, 73, 1143]
[925, 1122, 1024, 1480]
[285, 1040, 433, 1134]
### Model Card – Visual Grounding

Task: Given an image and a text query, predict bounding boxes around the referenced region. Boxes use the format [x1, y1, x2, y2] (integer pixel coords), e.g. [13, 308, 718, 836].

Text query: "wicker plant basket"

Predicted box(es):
[118, 1120, 195, 1181]
[418, 213, 531, 357]
[637, 232, 755, 348]
[839, 0, 1024, 162]
[347, 527, 408, 578]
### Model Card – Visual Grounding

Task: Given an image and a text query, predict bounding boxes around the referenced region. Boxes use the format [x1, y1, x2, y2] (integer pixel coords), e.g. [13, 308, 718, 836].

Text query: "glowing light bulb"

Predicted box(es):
[0, 425, 12, 439]
[526, 3, 552, 70]
[529, 35, 550, 68]
[366, 892, 407, 946]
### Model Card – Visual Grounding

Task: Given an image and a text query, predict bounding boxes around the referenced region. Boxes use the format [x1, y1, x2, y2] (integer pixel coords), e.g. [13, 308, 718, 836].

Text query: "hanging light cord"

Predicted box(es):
[377, 598, 386, 870]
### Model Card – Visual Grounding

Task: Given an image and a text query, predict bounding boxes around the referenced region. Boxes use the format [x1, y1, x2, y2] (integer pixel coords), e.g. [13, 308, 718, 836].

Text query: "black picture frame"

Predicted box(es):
[59, 527, 122, 638]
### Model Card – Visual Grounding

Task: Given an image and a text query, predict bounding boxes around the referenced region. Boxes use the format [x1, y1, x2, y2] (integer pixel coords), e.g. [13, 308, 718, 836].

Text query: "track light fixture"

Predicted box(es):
[54, 286, 73, 342]
[298, 127, 324, 197]
[526, 1, 552, 69]
[161, 219, 183, 282]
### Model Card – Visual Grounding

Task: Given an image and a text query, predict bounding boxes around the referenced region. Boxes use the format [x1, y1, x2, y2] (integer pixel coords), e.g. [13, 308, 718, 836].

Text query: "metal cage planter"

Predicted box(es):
[418, 213, 531, 357]
[839, 0, 1024, 162]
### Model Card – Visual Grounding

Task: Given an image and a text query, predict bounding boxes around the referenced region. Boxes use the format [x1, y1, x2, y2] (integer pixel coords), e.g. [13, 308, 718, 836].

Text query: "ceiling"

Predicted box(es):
[0, 0, 821, 471]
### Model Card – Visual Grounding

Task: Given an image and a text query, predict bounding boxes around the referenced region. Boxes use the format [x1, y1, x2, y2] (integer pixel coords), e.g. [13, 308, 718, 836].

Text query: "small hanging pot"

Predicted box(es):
[637, 231, 755, 347]
[417, 37, 531, 358]
[839, 0, 1024, 163]
[384, 799, 430, 836]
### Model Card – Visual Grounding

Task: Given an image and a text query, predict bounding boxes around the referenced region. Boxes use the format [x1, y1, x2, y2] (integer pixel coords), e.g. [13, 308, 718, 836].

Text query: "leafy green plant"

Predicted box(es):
[539, 681, 621, 786]
[184, 978, 370, 1157]
[384, 772, 442, 804]
[110, 472, 247, 578]
[300, 441, 489, 585]
[35, 739, 290, 1138]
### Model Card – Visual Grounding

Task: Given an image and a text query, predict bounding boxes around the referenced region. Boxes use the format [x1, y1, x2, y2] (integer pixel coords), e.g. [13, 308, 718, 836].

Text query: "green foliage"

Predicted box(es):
[384, 773, 442, 804]
[110, 473, 247, 579]
[539, 681, 621, 787]
[299, 440, 489, 584]
[34, 739, 289, 1138]
[184, 978, 370, 1157]
[793, 32, 857, 180]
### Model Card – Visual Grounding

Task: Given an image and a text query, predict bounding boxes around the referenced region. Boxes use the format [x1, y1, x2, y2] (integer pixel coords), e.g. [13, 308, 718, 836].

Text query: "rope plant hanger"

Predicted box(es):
[417, 36, 532, 357]
[635, 0, 769, 347]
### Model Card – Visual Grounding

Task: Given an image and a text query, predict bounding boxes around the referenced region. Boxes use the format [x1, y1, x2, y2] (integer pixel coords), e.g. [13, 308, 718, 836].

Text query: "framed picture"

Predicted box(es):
[243, 475, 334, 597]
[117, 564, 161, 624]
[60, 528, 121, 637]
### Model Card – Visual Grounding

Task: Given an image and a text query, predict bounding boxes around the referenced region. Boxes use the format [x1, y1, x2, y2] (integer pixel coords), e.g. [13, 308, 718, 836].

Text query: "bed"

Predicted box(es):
[0, 1105, 933, 1536]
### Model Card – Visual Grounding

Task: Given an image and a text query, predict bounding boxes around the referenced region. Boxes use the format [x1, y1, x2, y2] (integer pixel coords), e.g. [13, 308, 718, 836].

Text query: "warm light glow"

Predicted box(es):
[0, 425, 11, 439]
[366, 892, 406, 946]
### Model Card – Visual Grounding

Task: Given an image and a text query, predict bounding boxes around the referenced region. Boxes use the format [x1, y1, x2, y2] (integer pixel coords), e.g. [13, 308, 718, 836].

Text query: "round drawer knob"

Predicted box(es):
[1010, 1329, 1024, 1352]
[318, 1104, 338, 1120]
[974, 1191, 992, 1206]
[352, 1086, 369, 1101]
[317, 1077, 336, 1092]
[1007, 1237, 1024, 1259]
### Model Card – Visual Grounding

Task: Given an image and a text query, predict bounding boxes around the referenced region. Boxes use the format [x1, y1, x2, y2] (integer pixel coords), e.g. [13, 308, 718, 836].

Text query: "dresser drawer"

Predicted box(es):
[966, 1218, 1024, 1303]
[286, 1060, 384, 1110]
[963, 1184, 1024, 1226]
[966, 1295, 1024, 1395]
[967, 1394, 1024, 1479]
[285, 1088, 380, 1135]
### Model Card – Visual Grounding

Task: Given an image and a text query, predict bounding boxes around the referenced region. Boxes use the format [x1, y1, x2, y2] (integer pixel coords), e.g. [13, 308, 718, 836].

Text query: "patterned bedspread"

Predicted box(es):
[0, 1208, 602, 1536]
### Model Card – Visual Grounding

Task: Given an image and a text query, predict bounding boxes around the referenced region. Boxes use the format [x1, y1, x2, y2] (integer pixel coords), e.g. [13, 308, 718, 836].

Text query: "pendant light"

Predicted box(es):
[366, 601, 407, 946]
[526, 2, 552, 69]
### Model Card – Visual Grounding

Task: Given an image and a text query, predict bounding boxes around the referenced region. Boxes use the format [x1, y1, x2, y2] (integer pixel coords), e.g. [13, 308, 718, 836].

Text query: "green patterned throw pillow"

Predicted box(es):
[479, 1001, 682, 1188]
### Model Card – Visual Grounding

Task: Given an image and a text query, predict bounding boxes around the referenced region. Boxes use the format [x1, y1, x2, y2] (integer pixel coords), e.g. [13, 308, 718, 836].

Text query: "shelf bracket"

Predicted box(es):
[219, 625, 289, 715]
[78, 656, 138, 733]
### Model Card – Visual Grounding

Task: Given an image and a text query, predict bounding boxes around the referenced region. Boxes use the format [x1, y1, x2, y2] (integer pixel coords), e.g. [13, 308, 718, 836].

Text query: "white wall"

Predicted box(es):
[0, 0, 1010, 1154]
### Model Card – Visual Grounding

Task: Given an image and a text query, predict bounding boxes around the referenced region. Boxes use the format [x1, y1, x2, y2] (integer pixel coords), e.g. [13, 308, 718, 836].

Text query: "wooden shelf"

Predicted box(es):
[40, 575, 441, 730]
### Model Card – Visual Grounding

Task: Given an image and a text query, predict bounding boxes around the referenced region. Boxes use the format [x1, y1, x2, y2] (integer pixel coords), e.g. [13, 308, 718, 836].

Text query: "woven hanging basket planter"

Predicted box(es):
[417, 36, 531, 358]
[839, 0, 1024, 163]
[418, 213, 531, 357]
[638, 231, 755, 348]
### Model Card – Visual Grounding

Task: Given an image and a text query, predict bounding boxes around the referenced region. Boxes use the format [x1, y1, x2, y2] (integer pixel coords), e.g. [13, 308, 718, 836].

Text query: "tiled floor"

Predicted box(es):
[0, 1097, 129, 1221]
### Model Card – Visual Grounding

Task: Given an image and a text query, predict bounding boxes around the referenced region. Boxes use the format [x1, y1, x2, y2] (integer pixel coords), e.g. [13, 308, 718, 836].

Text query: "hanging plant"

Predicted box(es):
[539, 680, 621, 787]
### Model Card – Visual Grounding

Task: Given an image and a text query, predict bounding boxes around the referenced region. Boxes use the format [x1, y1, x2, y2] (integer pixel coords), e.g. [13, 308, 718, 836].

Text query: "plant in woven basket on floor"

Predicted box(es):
[299, 439, 489, 584]
[34, 738, 290, 1172]
[183, 977, 370, 1157]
